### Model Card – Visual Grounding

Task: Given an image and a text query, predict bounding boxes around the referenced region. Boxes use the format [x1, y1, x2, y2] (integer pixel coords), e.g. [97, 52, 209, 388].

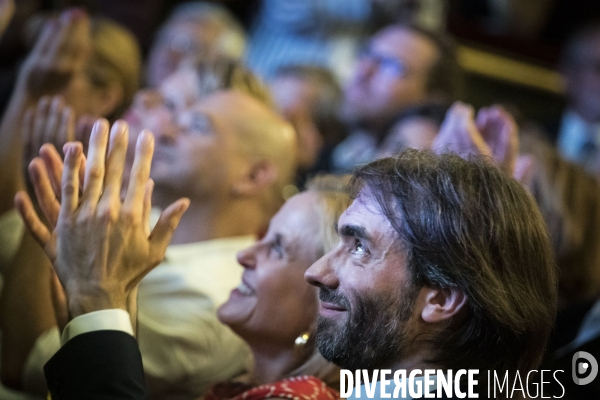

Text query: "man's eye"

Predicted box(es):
[269, 237, 284, 259]
[352, 239, 367, 255]
[164, 99, 176, 112]
[190, 115, 211, 134]
[380, 59, 406, 77]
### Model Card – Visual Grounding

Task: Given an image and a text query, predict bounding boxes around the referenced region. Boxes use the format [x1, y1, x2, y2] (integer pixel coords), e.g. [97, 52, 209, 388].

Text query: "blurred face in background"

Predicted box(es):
[147, 18, 222, 87]
[342, 26, 439, 131]
[150, 92, 248, 200]
[124, 70, 246, 200]
[563, 31, 600, 123]
[270, 75, 324, 169]
[123, 66, 200, 172]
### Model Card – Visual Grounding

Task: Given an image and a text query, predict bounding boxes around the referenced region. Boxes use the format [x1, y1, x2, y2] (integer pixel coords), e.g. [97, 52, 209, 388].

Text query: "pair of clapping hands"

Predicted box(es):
[16, 119, 189, 326]
[432, 102, 521, 176]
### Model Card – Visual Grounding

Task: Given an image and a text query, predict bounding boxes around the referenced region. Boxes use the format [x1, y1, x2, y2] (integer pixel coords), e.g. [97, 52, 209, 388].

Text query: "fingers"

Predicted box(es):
[149, 198, 190, 268]
[96, 121, 129, 216]
[30, 17, 59, 57]
[59, 10, 91, 70]
[49, 10, 90, 71]
[81, 119, 109, 210]
[28, 157, 60, 226]
[433, 102, 477, 154]
[32, 97, 52, 153]
[123, 130, 155, 221]
[40, 143, 64, 199]
[439, 102, 498, 155]
[476, 105, 519, 173]
[142, 179, 154, 237]
[26, 96, 72, 169]
[60, 142, 83, 215]
[22, 107, 35, 162]
[58, 105, 75, 146]
[514, 155, 536, 187]
[14, 191, 52, 249]
[45, 97, 63, 145]
[38, 142, 85, 201]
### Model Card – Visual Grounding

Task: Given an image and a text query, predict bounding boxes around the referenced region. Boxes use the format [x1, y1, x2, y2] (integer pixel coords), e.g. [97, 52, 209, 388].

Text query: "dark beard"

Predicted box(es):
[315, 285, 417, 371]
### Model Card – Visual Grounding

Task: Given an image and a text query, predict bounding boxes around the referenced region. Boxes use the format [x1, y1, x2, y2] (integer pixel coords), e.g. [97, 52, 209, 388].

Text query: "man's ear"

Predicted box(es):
[420, 287, 467, 323]
[231, 160, 278, 197]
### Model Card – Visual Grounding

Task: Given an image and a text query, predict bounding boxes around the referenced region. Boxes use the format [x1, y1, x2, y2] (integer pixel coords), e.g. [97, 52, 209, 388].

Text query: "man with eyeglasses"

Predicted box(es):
[554, 23, 600, 175]
[332, 24, 462, 172]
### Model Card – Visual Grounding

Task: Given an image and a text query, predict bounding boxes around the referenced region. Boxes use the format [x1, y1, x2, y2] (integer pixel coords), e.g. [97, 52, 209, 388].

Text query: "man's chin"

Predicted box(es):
[315, 315, 347, 363]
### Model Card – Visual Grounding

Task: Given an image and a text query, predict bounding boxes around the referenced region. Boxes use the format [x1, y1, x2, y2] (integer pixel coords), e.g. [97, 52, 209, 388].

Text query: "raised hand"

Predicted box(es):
[18, 9, 91, 99]
[23, 96, 74, 169]
[22, 96, 95, 186]
[432, 102, 519, 174]
[15, 119, 189, 318]
[432, 102, 492, 159]
[476, 105, 519, 173]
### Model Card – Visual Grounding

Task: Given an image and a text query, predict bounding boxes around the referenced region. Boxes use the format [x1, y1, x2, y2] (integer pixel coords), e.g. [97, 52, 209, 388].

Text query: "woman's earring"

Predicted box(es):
[294, 332, 310, 349]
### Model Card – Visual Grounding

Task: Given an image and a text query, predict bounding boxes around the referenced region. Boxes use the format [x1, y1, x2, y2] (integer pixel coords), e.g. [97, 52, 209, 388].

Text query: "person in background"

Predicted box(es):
[269, 65, 347, 187]
[146, 2, 246, 88]
[331, 23, 462, 172]
[246, 0, 448, 81]
[517, 134, 600, 399]
[555, 22, 600, 174]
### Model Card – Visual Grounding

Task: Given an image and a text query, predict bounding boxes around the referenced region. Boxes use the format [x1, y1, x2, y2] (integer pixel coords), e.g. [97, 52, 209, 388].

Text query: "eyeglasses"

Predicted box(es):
[359, 47, 409, 78]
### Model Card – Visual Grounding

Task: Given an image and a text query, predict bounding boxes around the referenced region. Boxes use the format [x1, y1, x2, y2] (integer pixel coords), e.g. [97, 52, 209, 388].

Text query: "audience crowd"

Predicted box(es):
[0, 1, 599, 399]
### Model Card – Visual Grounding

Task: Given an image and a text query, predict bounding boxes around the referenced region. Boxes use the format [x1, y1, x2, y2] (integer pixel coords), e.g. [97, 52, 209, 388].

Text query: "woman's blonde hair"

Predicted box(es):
[286, 174, 352, 388]
[86, 17, 141, 121]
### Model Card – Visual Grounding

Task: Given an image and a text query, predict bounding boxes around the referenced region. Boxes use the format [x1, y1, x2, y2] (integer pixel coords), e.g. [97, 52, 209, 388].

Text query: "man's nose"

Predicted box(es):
[305, 251, 339, 289]
[354, 56, 377, 83]
[236, 246, 257, 270]
[154, 123, 178, 145]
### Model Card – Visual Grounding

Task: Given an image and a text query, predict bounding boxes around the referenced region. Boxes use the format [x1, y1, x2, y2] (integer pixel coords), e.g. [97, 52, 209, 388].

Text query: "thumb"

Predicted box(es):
[148, 198, 190, 265]
[50, 270, 69, 333]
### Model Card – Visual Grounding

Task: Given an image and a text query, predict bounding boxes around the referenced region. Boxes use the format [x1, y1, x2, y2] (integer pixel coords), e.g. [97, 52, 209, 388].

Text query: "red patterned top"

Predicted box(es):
[203, 375, 339, 400]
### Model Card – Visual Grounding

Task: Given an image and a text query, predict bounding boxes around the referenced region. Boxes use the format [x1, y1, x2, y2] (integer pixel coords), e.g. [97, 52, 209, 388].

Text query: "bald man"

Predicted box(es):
[21, 90, 297, 400]
[137, 90, 297, 399]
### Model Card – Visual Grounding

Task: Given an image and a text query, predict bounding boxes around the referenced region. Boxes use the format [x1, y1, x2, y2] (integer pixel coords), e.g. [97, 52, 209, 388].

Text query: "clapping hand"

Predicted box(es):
[476, 105, 519, 173]
[15, 119, 189, 318]
[23, 96, 95, 186]
[18, 9, 91, 100]
[433, 102, 519, 174]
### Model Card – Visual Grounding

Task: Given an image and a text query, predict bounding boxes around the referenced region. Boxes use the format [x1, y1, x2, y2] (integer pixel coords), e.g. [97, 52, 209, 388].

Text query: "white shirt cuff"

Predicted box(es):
[61, 309, 134, 345]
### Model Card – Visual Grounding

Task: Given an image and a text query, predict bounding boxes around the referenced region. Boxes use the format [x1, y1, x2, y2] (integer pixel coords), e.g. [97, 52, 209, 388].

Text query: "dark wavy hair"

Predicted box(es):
[349, 150, 558, 374]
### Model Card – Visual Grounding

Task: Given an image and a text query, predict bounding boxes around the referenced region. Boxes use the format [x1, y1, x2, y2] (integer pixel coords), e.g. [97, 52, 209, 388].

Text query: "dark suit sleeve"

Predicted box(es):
[44, 330, 148, 400]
